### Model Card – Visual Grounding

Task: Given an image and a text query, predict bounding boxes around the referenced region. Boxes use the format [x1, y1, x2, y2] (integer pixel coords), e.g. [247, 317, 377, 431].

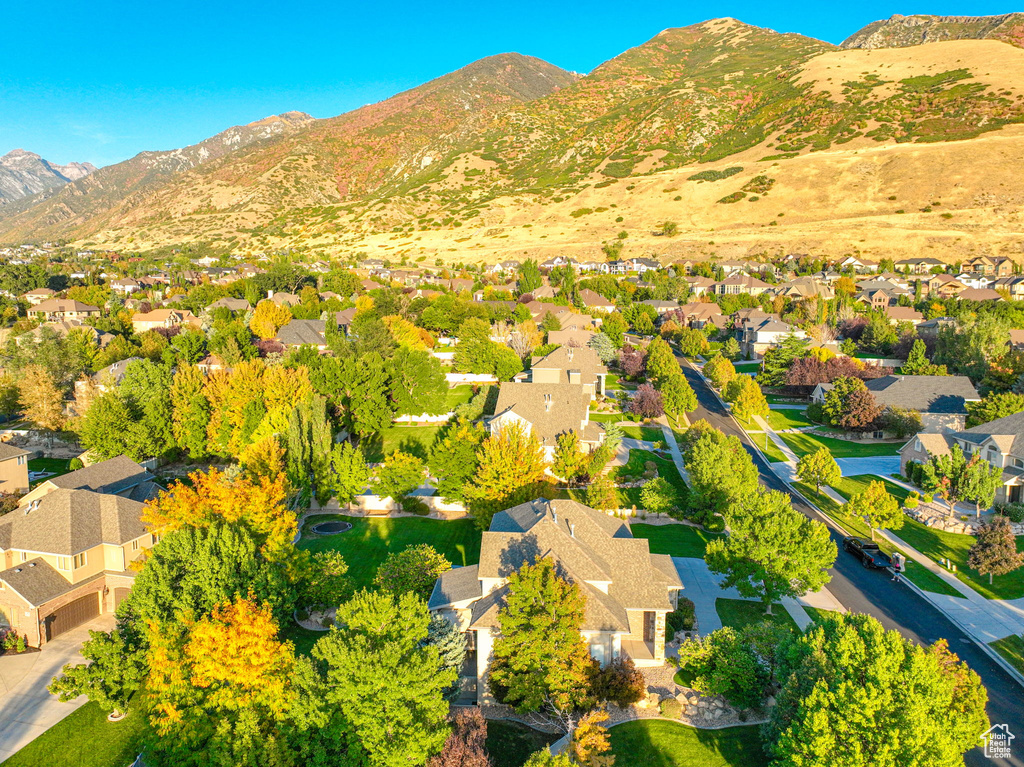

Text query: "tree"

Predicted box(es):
[878, 406, 922, 439]
[375, 544, 452, 601]
[968, 515, 1024, 585]
[902, 339, 948, 376]
[705, 490, 836, 614]
[553, 431, 588, 483]
[428, 708, 492, 767]
[644, 337, 678, 385]
[313, 590, 455, 767]
[489, 558, 595, 713]
[601, 314, 628, 348]
[285, 395, 335, 503]
[429, 420, 487, 503]
[796, 447, 840, 494]
[426, 614, 469, 699]
[722, 336, 741, 360]
[78, 391, 152, 461]
[766, 613, 988, 767]
[730, 377, 769, 425]
[675, 328, 709, 357]
[821, 376, 879, 430]
[248, 300, 293, 340]
[345, 352, 395, 437]
[327, 441, 371, 506]
[49, 627, 146, 716]
[587, 333, 616, 364]
[923, 444, 1002, 516]
[935, 314, 1008, 380]
[517, 260, 542, 295]
[617, 345, 645, 378]
[465, 421, 548, 529]
[0, 373, 20, 417]
[676, 624, 784, 708]
[758, 335, 809, 387]
[586, 473, 618, 512]
[846, 480, 902, 540]
[298, 550, 350, 610]
[391, 347, 448, 416]
[18, 365, 65, 432]
[170, 364, 211, 458]
[660, 221, 679, 237]
[660, 373, 697, 421]
[376, 450, 425, 509]
[628, 384, 664, 418]
[639, 476, 678, 517]
[145, 597, 299, 767]
[703, 354, 736, 390]
[965, 391, 1024, 428]
[143, 470, 297, 561]
[684, 429, 759, 523]
[569, 709, 614, 767]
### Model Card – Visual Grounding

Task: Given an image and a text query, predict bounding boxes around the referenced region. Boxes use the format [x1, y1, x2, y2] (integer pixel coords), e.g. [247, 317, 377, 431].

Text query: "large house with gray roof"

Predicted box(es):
[516, 345, 608, 399]
[900, 411, 1024, 505]
[19, 455, 160, 507]
[428, 498, 683, 703]
[813, 375, 979, 433]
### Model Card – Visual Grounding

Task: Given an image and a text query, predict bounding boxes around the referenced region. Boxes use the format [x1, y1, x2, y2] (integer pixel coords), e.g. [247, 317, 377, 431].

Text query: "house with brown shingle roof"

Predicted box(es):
[27, 299, 101, 322]
[489, 383, 604, 461]
[521, 345, 608, 399]
[428, 498, 683, 703]
[131, 308, 200, 334]
[0, 488, 154, 646]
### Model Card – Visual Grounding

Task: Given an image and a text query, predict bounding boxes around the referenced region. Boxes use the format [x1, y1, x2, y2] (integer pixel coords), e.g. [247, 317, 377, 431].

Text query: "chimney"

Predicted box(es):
[566, 347, 574, 362]
[568, 370, 581, 385]
[544, 393, 552, 412]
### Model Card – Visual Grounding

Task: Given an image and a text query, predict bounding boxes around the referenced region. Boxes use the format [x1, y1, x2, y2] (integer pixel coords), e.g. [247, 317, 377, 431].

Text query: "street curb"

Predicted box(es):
[683, 359, 1024, 690]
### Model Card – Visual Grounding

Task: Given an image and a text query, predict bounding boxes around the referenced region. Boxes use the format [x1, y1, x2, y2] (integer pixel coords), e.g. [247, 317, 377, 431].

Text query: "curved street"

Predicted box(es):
[678, 358, 1024, 767]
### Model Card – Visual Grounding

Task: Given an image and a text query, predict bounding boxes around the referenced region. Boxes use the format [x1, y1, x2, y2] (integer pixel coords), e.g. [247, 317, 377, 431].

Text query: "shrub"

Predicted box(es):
[704, 515, 726, 533]
[716, 192, 746, 204]
[589, 657, 646, 707]
[1001, 503, 1024, 523]
[805, 402, 824, 423]
[295, 608, 310, 622]
[676, 623, 787, 708]
[904, 494, 919, 510]
[659, 698, 683, 718]
[69, 457, 84, 471]
[923, 493, 934, 504]
[403, 497, 431, 516]
[666, 598, 696, 639]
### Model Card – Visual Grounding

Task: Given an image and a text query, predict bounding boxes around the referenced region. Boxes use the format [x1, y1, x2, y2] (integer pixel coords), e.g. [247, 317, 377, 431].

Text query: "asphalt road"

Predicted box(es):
[678, 359, 1023, 767]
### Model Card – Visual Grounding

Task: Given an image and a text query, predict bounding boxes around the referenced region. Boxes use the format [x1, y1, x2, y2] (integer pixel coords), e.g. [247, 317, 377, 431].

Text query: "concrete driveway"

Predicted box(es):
[0, 614, 116, 762]
[835, 456, 901, 478]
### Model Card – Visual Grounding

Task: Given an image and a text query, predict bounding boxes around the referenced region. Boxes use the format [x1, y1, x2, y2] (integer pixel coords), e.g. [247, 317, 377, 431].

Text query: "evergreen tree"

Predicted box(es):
[587, 333, 616, 364]
[170, 364, 211, 458]
[327, 441, 371, 506]
[901, 339, 948, 376]
[758, 335, 808, 387]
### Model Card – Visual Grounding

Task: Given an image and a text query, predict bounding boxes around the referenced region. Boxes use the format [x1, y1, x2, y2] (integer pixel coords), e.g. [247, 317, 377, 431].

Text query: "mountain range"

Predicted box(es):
[3, 13, 1024, 264]
[0, 150, 96, 205]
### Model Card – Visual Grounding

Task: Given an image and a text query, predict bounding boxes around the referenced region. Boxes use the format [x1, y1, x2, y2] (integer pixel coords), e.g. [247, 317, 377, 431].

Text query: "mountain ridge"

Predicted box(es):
[0, 149, 96, 205]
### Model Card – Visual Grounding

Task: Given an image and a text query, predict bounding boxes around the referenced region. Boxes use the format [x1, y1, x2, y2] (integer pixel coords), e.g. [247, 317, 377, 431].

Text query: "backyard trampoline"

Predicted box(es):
[310, 520, 353, 535]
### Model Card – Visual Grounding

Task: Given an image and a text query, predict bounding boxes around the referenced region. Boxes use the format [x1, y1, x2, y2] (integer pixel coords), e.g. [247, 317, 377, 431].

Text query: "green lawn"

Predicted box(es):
[765, 408, 811, 431]
[608, 720, 769, 767]
[894, 517, 1024, 600]
[793, 481, 965, 599]
[802, 606, 840, 624]
[605, 373, 637, 392]
[620, 425, 664, 443]
[632, 523, 724, 558]
[778, 432, 900, 459]
[612, 449, 688, 509]
[588, 412, 623, 423]
[0, 700, 148, 767]
[363, 424, 444, 462]
[298, 516, 481, 591]
[486, 720, 557, 767]
[445, 385, 476, 410]
[715, 598, 799, 632]
[750, 431, 788, 463]
[733, 362, 761, 374]
[832, 475, 911, 504]
[27, 457, 72, 486]
[990, 634, 1024, 676]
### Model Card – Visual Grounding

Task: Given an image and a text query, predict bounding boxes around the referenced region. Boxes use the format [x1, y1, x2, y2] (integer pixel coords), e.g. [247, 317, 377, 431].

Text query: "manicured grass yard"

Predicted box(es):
[27, 457, 72, 485]
[605, 373, 637, 392]
[716, 598, 799, 633]
[778, 432, 900, 459]
[732, 362, 761, 374]
[299, 516, 481, 592]
[486, 720, 557, 767]
[802, 606, 840, 624]
[612, 449, 688, 509]
[632, 523, 724, 558]
[990, 634, 1024, 676]
[765, 408, 811, 431]
[445, 384, 476, 410]
[894, 516, 1024, 600]
[1, 700, 149, 767]
[588, 412, 623, 423]
[363, 424, 443, 462]
[748, 430, 788, 463]
[608, 720, 769, 767]
[620, 424, 664, 443]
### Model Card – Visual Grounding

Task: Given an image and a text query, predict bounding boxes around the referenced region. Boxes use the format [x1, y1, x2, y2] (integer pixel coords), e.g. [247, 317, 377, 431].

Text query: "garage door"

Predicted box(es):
[45, 593, 100, 641]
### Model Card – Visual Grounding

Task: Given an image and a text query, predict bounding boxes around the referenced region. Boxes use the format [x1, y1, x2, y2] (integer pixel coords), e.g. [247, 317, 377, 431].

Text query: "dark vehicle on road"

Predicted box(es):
[842, 537, 892, 569]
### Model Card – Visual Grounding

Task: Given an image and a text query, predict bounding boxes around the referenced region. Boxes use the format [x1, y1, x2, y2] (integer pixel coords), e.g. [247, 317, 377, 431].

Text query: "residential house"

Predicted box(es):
[21, 287, 55, 305]
[962, 255, 1015, 277]
[268, 291, 301, 307]
[638, 300, 679, 315]
[677, 302, 723, 330]
[110, 278, 141, 295]
[428, 498, 684, 704]
[196, 354, 229, 375]
[546, 330, 596, 348]
[27, 299, 101, 322]
[711, 274, 770, 296]
[1011, 329, 1024, 351]
[579, 289, 615, 313]
[813, 375, 979, 433]
[0, 489, 154, 645]
[895, 257, 944, 274]
[774, 277, 834, 301]
[528, 286, 558, 300]
[577, 261, 610, 274]
[923, 273, 966, 299]
[882, 305, 924, 325]
[207, 297, 251, 313]
[624, 257, 661, 274]
[489, 383, 604, 461]
[958, 288, 1004, 302]
[0, 444, 30, 494]
[540, 256, 574, 272]
[519, 345, 608, 399]
[955, 273, 993, 291]
[275, 319, 328, 351]
[742, 320, 805, 358]
[992, 276, 1024, 300]
[899, 411, 1024, 504]
[19, 456, 160, 507]
[131, 308, 200, 334]
[684, 276, 714, 296]
[836, 255, 877, 273]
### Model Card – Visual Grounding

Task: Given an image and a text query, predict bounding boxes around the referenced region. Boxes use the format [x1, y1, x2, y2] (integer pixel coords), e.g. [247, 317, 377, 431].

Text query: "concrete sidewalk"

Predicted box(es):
[660, 424, 691, 485]
[671, 557, 843, 638]
[0, 615, 116, 763]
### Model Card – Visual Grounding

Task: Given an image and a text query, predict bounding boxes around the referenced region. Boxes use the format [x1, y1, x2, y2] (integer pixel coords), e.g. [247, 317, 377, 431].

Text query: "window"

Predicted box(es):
[56, 557, 69, 570]
[1014, 458, 1024, 469]
[131, 540, 140, 551]
[19, 552, 27, 562]
[73, 552, 88, 569]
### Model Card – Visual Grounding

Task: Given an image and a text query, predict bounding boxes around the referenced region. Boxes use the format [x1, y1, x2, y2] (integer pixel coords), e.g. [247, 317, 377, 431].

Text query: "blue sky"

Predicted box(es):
[2, 0, 1016, 167]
